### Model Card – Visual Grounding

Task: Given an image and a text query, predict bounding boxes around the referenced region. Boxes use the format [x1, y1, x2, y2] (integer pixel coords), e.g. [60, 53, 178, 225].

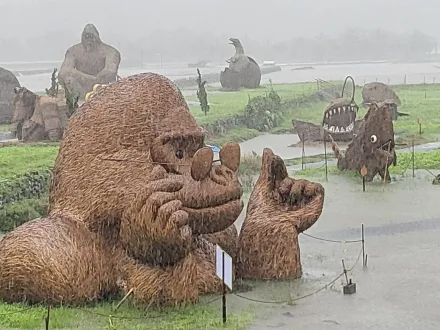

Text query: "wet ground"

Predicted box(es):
[228, 172, 440, 330]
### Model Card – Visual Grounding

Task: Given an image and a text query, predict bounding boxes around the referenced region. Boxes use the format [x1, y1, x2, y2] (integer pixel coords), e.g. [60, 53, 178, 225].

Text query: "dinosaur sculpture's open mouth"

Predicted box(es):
[322, 103, 358, 134]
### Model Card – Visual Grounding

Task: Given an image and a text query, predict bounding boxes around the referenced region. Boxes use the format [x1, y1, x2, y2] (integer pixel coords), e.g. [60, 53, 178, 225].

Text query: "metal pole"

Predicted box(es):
[362, 224, 365, 267]
[45, 305, 51, 330]
[324, 134, 328, 181]
[301, 133, 305, 170]
[222, 251, 226, 325]
[342, 259, 349, 284]
[412, 137, 415, 178]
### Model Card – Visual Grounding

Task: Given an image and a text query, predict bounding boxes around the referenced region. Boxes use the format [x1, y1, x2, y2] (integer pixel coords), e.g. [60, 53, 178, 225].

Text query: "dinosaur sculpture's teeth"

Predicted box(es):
[322, 123, 354, 133]
[338, 107, 341, 114]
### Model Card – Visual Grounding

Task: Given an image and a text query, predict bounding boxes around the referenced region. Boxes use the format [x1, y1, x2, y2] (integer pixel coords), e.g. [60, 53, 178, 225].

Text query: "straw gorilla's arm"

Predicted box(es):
[59, 48, 97, 82]
[96, 46, 121, 82]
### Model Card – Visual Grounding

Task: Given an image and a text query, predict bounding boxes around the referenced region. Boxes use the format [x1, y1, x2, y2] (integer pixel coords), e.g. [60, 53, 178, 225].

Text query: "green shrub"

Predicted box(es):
[0, 168, 51, 205]
[0, 195, 48, 232]
[243, 85, 283, 132]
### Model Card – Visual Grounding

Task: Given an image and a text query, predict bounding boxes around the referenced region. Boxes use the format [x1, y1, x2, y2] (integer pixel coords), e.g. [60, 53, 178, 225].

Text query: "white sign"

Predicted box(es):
[215, 244, 233, 290]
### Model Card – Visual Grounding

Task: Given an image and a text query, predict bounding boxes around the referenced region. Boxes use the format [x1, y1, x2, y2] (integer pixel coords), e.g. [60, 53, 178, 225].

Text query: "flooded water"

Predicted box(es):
[4, 61, 440, 92]
[241, 174, 440, 330]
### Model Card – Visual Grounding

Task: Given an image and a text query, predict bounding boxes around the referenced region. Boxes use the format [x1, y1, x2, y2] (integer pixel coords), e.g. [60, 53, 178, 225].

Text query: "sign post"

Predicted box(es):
[216, 245, 233, 325]
[360, 166, 368, 192]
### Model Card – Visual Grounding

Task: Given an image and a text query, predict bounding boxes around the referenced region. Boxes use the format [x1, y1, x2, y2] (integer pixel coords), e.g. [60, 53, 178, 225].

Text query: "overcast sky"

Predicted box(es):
[0, 0, 438, 43]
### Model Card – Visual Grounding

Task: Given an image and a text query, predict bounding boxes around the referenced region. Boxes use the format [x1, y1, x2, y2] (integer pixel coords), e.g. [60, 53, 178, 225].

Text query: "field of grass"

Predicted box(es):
[0, 124, 10, 132]
[187, 82, 317, 126]
[0, 299, 253, 330]
[0, 145, 59, 180]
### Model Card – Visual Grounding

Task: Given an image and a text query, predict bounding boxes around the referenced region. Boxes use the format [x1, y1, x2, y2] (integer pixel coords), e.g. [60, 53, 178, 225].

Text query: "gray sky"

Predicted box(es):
[0, 0, 439, 42]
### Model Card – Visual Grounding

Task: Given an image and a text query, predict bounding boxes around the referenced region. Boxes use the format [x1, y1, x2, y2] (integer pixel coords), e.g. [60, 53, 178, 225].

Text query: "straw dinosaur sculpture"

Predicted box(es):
[238, 148, 325, 280]
[330, 101, 397, 182]
[293, 76, 360, 143]
[0, 73, 244, 306]
[58, 24, 121, 100]
[361, 82, 408, 120]
[220, 38, 261, 90]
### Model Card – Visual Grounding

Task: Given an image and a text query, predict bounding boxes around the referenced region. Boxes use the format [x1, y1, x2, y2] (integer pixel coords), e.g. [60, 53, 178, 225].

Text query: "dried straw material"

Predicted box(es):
[330, 101, 396, 182]
[0, 215, 121, 305]
[238, 148, 325, 280]
[0, 72, 244, 306]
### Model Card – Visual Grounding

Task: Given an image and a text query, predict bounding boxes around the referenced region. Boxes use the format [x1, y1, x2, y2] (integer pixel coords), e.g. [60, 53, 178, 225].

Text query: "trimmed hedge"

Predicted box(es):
[0, 167, 52, 233]
[0, 168, 52, 206]
[0, 194, 48, 232]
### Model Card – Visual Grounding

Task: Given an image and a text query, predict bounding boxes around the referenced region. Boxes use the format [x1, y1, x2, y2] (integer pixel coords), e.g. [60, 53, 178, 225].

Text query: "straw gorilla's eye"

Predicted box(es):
[370, 135, 378, 143]
[175, 150, 184, 159]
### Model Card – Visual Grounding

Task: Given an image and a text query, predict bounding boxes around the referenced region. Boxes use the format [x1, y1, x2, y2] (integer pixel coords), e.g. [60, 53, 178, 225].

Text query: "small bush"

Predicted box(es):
[243, 84, 283, 132]
[0, 195, 48, 232]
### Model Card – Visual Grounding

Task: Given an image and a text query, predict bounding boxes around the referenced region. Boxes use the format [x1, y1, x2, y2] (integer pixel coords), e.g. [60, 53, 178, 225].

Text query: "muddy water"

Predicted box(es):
[231, 171, 440, 330]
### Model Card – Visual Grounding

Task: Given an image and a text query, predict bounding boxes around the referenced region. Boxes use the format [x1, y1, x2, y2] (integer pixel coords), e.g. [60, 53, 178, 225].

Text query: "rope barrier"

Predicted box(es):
[301, 232, 362, 244]
[233, 246, 363, 305]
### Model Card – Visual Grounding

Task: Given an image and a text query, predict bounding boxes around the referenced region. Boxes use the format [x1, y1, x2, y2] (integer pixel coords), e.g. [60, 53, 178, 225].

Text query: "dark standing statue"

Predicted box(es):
[361, 82, 408, 120]
[0, 67, 21, 124]
[220, 38, 261, 90]
[58, 24, 121, 100]
[330, 101, 397, 182]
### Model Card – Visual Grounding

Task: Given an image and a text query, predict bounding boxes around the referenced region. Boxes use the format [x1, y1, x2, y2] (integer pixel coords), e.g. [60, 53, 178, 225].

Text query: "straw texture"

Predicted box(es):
[331, 101, 397, 182]
[0, 72, 244, 306]
[11, 87, 68, 141]
[238, 148, 325, 280]
[58, 24, 121, 99]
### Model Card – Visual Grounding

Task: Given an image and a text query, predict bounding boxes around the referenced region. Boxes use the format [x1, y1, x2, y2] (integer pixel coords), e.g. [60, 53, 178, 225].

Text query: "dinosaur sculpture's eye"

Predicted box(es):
[370, 135, 378, 143]
[175, 150, 184, 159]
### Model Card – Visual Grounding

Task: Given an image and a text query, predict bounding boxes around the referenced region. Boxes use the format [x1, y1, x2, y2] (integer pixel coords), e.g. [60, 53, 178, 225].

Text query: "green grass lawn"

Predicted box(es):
[187, 83, 317, 126]
[0, 299, 253, 330]
[0, 145, 59, 180]
[0, 124, 11, 133]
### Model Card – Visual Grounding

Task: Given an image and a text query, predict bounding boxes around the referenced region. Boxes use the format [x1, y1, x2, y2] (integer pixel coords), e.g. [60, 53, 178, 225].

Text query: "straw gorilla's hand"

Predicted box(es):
[122, 165, 191, 248]
[143, 165, 191, 245]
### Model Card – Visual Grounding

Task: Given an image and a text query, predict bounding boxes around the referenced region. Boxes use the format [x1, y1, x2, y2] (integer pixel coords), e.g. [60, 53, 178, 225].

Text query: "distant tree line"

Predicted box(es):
[0, 27, 437, 65]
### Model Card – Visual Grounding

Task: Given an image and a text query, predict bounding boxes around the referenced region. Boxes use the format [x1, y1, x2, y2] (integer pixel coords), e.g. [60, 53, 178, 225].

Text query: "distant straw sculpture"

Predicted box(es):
[0, 73, 244, 306]
[238, 148, 325, 280]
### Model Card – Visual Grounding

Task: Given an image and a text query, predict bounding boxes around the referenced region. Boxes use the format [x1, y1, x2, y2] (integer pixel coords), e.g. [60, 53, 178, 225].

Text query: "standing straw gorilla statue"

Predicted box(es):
[0, 73, 244, 306]
[58, 24, 121, 100]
